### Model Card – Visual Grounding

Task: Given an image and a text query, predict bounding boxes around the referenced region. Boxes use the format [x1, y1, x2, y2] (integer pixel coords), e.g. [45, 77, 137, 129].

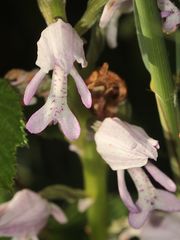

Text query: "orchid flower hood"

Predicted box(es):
[95, 117, 159, 170]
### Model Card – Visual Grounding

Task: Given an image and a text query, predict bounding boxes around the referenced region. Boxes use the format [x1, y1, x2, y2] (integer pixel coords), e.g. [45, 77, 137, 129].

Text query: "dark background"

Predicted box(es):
[0, 0, 171, 192]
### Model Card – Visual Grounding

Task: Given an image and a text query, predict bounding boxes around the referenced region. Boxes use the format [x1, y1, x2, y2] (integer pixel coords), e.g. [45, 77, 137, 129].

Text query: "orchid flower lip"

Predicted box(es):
[127, 167, 180, 229]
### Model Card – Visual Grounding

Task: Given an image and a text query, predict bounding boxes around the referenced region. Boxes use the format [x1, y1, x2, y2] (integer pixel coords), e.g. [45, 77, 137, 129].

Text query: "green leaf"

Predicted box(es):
[39, 184, 86, 202]
[133, 2, 150, 71]
[0, 79, 26, 195]
[75, 0, 108, 36]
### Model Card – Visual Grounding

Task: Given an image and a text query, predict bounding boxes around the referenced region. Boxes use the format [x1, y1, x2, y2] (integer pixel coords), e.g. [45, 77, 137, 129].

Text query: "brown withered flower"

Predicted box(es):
[86, 63, 127, 120]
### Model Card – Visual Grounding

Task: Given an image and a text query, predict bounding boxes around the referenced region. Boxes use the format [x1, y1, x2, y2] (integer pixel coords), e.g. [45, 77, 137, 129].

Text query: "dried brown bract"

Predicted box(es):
[86, 63, 127, 120]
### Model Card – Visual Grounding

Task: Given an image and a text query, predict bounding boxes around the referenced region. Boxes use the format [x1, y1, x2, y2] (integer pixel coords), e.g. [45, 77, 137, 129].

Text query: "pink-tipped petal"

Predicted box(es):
[57, 106, 80, 141]
[129, 209, 150, 229]
[100, 0, 121, 28]
[78, 198, 94, 213]
[26, 102, 52, 134]
[117, 170, 139, 213]
[24, 69, 46, 105]
[145, 162, 176, 192]
[70, 67, 92, 108]
[50, 203, 68, 224]
[106, 10, 120, 48]
[100, 0, 133, 29]
[155, 190, 180, 212]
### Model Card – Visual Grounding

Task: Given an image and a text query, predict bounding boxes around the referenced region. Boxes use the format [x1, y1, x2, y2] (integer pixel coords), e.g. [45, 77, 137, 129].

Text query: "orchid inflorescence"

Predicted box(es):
[3, 0, 180, 239]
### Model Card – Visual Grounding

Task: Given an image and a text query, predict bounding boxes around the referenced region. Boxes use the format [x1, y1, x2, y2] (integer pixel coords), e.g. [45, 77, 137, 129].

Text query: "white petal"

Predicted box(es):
[100, 0, 121, 28]
[24, 69, 46, 105]
[70, 67, 92, 108]
[77, 198, 94, 212]
[106, 10, 120, 48]
[155, 190, 180, 212]
[36, 19, 87, 74]
[117, 170, 139, 212]
[100, 0, 133, 28]
[129, 209, 150, 229]
[57, 105, 80, 141]
[36, 30, 54, 73]
[72, 31, 87, 68]
[94, 118, 155, 170]
[145, 162, 176, 192]
[50, 203, 67, 224]
[25, 99, 53, 134]
[119, 120, 159, 160]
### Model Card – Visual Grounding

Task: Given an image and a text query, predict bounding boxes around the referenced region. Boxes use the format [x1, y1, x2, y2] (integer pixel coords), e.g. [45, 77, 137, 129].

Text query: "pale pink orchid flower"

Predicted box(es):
[157, 0, 180, 33]
[95, 117, 180, 228]
[99, 0, 133, 48]
[24, 19, 92, 141]
[0, 189, 67, 240]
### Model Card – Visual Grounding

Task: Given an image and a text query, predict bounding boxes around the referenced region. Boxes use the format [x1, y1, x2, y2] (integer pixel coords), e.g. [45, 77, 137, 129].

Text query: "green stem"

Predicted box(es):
[83, 152, 107, 240]
[69, 86, 108, 239]
[37, 1, 108, 238]
[76, 134, 108, 240]
[176, 31, 180, 77]
[75, 0, 108, 36]
[37, 0, 67, 24]
[134, 0, 180, 180]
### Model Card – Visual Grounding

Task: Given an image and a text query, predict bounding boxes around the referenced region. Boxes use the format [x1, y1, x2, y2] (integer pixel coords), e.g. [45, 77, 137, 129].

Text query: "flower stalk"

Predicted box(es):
[37, 0, 67, 24]
[76, 133, 108, 240]
[36, 1, 108, 239]
[134, 0, 180, 181]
